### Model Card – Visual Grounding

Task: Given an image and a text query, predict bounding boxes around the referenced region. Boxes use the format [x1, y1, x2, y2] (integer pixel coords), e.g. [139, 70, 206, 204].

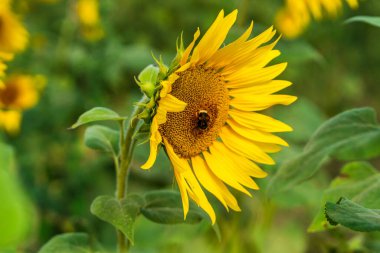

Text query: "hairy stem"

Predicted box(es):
[116, 97, 146, 253]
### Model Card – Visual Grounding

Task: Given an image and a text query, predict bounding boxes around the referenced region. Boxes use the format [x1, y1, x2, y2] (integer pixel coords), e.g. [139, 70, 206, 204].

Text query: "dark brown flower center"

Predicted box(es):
[159, 66, 229, 158]
[0, 82, 19, 108]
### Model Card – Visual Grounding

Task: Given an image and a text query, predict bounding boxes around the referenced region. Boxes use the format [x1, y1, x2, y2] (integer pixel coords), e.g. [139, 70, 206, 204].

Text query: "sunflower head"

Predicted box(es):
[136, 10, 296, 223]
[0, 3, 28, 56]
[275, 0, 359, 38]
[0, 74, 45, 110]
[75, 0, 104, 41]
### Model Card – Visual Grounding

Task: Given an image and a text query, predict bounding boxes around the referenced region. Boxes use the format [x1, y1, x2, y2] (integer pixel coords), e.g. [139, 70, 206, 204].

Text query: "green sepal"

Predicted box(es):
[169, 32, 184, 71]
[136, 65, 160, 98]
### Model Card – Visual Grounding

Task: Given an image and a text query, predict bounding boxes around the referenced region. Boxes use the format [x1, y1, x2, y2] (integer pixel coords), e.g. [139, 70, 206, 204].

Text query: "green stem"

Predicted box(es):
[115, 97, 146, 253]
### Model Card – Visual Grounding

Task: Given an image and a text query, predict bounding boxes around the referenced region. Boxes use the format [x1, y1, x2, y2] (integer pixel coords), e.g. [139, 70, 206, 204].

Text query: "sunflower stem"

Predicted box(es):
[116, 97, 146, 253]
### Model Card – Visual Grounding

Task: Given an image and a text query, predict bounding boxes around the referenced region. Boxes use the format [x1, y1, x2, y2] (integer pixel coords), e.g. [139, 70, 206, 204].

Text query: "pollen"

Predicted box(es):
[159, 66, 229, 158]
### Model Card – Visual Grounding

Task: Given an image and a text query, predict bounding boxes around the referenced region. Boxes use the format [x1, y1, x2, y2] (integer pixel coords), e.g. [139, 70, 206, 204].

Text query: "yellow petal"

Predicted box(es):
[254, 143, 282, 154]
[225, 63, 288, 88]
[222, 37, 281, 76]
[213, 141, 267, 179]
[191, 156, 240, 211]
[141, 119, 161, 169]
[173, 169, 190, 218]
[209, 26, 276, 70]
[228, 80, 292, 97]
[160, 73, 179, 98]
[203, 148, 251, 196]
[220, 126, 275, 165]
[164, 138, 216, 223]
[180, 28, 200, 66]
[159, 94, 187, 112]
[229, 109, 293, 132]
[211, 142, 260, 190]
[206, 21, 253, 69]
[230, 94, 297, 111]
[191, 10, 238, 64]
[227, 118, 289, 146]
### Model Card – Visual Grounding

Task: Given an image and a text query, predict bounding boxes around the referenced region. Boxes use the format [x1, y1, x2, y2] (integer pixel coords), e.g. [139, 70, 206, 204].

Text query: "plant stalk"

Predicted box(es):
[115, 97, 146, 253]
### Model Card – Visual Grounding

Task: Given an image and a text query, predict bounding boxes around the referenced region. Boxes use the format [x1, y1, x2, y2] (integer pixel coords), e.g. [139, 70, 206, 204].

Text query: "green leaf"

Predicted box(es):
[309, 161, 380, 232]
[141, 190, 204, 224]
[325, 198, 380, 232]
[90, 195, 144, 244]
[267, 108, 380, 195]
[70, 107, 126, 129]
[38, 233, 104, 253]
[84, 125, 120, 154]
[345, 16, 380, 28]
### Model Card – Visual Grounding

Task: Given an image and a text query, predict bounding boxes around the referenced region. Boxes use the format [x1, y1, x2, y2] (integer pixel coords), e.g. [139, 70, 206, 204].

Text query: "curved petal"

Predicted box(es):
[224, 63, 288, 88]
[213, 141, 268, 179]
[228, 80, 292, 97]
[191, 10, 238, 64]
[180, 28, 200, 66]
[230, 94, 297, 111]
[220, 126, 275, 165]
[191, 156, 240, 211]
[164, 138, 216, 223]
[203, 148, 251, 196]
[159, 94, 187, 112]
[227, 118, 289, 146]
[210, 142, 260, 190]
[229, 109, 293, 132]
[141, 118, 161, 169]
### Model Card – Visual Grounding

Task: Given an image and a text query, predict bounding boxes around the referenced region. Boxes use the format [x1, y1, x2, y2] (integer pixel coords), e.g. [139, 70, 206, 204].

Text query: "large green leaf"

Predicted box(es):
[90, 195, 144, 244]
[141, 190, 204, 224]
[38, 233, 104, 253]
[309, 161, 380, 232]
[84, 125, 120, 155]
[267, 108, 380, 195]
[325, 198, 380, 232]
[70, 107, 126, 129]
[345, 16, 380, 28]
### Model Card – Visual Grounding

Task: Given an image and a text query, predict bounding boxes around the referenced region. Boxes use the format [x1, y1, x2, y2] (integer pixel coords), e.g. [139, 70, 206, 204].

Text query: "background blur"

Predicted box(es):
[1, 0, 380, 252]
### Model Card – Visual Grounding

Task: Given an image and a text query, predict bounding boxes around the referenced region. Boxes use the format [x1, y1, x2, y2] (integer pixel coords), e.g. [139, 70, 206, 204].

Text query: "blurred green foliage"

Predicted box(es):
[1, 0, 380, 252]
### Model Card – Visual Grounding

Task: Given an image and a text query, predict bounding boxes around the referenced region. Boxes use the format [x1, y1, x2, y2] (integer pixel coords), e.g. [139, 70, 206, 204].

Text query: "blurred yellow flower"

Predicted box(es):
[0, 74, 45, 134]
[75, 0, 104, 41]
[276, 0, 359, 38]
[141, 10, 296, 223]
[0, 2, 29, 58]
[0, 110, 21, 134]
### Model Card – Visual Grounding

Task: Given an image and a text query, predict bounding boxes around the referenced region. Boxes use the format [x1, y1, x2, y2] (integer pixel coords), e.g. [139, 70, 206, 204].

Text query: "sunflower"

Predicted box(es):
[275, 0, 359, 38]
[0, 74, 44, 134]
[0, 1, 29, 59]
[75, 0, 104, 41]
[139, 10, 296, 223]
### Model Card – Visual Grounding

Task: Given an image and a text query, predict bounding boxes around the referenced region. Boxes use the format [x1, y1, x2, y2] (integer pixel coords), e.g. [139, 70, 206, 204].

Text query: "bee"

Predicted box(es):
[196, 110, 210, 130]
